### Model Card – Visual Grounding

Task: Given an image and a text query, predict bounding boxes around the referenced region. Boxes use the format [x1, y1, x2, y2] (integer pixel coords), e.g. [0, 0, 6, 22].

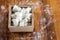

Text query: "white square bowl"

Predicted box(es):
[8, 5, 34, 32]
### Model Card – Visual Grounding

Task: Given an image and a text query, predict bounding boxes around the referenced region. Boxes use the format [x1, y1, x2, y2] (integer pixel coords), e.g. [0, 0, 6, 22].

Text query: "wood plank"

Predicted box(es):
[46, 0, 60, 40]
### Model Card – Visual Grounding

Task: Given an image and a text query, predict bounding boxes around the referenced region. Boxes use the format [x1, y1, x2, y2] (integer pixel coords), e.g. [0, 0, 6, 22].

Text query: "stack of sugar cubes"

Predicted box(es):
[11, 5, 32, 26]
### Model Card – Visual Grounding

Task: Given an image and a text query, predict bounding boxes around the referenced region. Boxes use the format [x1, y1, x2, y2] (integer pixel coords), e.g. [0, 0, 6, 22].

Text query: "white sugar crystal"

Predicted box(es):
[12, 19, 19, 26]
[21, 8, 26, 14]
[20, 20, 27, 26]
[25, 13, 32, 20]
[20, 21, 24, 26]
[24, 22, 28, 26]
[26, 7, 32, 13]
[11, 14, 16, 18]
[24, 18, 28, 22]
[15, 12, 23, 21]
[13, 5, 21, 12]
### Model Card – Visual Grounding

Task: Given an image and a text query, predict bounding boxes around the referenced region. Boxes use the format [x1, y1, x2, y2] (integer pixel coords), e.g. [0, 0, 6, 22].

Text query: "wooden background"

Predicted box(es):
[0, 0, 60, 40]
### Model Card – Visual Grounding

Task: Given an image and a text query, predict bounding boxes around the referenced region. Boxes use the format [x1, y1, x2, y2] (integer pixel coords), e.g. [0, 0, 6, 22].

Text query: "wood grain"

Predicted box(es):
[46, 0, 60, 40]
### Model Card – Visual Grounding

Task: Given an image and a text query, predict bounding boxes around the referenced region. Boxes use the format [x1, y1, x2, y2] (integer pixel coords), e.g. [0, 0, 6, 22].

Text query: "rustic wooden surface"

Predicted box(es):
[0, 0, 59, 40]
[46, 0, 60, 40]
